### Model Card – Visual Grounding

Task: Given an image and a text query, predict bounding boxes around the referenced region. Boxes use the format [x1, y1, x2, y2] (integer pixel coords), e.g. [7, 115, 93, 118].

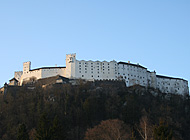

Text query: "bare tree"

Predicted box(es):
[84, 119, 130, 140]
[136, 116, 153, 140]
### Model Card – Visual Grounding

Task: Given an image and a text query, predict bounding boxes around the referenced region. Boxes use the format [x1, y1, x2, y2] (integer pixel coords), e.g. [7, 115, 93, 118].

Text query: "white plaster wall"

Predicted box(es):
[41, 68, 66, 79]
[156, 77, 189, 94]
[118, 63, 148, 87]
[21, 69, 42, 84]
[75, 60, 117, 80]
[65, 54, 76, 78]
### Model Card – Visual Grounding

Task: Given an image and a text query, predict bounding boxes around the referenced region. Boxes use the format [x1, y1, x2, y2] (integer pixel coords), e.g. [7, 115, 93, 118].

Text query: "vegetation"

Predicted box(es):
[0, 81, 189, 140]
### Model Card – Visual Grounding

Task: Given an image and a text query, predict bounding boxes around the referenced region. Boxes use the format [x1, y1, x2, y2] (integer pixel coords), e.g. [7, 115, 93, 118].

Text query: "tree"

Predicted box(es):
[84, 119, 130, 140]
[136, 116, 153, 140]
[35, 113, 51, 140]
[153, 120, 172, 140]
[17, 123, 29, 140]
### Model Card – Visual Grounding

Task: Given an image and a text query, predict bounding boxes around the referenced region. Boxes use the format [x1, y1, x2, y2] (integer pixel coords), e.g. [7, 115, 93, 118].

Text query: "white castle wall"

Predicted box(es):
[14, 54, 189, 95]
[156, 76, 189, 94]
[74, 60, 117, 81]
[117, 62, 149, 87]
[41, 68, 66, 79]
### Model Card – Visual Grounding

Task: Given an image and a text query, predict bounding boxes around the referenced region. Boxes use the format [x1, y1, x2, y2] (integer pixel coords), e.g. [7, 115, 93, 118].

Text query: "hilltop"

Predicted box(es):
[0, 79, 190, 140]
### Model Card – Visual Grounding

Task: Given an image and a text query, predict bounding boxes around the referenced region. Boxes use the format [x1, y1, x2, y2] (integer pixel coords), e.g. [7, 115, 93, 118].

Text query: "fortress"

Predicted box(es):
[13, 53, 188, 94]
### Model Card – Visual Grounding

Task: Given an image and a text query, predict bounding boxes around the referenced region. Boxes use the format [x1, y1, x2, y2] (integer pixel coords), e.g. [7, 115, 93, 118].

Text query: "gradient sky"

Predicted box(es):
[0, 0, 189, 87]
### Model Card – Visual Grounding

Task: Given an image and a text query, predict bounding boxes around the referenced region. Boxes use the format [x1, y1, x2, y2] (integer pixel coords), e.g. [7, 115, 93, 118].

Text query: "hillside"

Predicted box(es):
[0, 81, 190, 140]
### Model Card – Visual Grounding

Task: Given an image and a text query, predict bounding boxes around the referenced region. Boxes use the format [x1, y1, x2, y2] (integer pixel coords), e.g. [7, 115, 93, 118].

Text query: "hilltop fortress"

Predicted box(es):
[13, 54, 188, 94]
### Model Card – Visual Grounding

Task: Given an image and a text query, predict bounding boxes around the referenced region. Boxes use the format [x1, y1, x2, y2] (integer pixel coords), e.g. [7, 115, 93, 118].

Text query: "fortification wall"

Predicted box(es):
[74, 60, 117, 80]
[156, 76, 189, 94]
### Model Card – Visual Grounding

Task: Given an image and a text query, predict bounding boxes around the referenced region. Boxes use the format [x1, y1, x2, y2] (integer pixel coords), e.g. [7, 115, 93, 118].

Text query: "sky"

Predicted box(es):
[0, 0, 189, 87]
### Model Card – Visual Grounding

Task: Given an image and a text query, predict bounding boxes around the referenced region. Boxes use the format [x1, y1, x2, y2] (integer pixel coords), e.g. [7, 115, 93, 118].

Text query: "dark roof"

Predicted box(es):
[9, 78, 18, 82]
[30, 67, 66, 71]
[36, 75, 69, 86]
[156, 75, 187, 82]
[118, 62, 147, 69]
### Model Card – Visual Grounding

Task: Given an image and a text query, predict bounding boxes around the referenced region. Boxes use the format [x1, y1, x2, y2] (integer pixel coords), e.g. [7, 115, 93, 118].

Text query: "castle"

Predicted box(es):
[12, 53, 189, 94]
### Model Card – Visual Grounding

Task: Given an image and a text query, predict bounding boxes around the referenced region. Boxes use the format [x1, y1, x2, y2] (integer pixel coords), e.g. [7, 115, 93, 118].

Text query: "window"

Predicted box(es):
[79, 62, 81, 64]
[91, 71, 93, 73]
[98, 75, 99, 77]
[82, 75, 84, 77]
[79, 68, 81, 70]
[79, 71, 81, 73]
[91, 75, 93, 77]
[91, 68, 93, 70]
[85, 71, 87, 73]
[79, 65, 81, 67]
[85, 68, 87, 70]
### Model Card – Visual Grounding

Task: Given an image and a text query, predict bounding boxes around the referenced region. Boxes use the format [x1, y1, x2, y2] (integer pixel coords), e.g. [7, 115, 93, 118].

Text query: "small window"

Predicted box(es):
[85, 71, 87, 73]
[91, 75, 93, 77]
[82, 75, 84, 77]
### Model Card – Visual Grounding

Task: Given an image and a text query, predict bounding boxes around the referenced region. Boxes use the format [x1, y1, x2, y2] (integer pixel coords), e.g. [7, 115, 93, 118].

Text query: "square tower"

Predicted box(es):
[65, 54, 76, 78]
[23, 61, 31, 74]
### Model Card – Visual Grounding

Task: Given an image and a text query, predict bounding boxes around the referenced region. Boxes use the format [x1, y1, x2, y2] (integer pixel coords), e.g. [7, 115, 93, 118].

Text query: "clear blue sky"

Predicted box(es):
[0, 0, 189, 87]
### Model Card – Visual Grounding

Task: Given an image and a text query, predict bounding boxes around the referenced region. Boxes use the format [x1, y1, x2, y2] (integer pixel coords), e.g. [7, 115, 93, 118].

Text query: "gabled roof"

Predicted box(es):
[9, 78, 18, 82]
[36, 75, 69, 86]
[118, 62, 147, 69]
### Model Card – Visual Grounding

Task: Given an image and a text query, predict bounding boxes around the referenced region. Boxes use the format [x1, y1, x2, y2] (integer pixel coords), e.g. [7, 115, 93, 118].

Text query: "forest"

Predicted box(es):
[0, 80, 190, 140]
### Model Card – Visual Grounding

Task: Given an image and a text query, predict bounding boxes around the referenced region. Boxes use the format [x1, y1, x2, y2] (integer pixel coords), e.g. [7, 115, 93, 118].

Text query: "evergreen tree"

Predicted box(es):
[17, 123, 29, 140]
[153, 120, 172, 140]
[35, 113, 51, 140]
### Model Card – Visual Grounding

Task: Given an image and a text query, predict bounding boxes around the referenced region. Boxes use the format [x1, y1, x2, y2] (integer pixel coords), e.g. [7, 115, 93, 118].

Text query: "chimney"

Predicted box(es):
[128, 61, 130, 64]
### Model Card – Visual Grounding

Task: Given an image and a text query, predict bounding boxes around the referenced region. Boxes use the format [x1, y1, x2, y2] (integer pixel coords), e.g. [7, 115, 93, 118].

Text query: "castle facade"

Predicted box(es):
[14, 54, 189, 94]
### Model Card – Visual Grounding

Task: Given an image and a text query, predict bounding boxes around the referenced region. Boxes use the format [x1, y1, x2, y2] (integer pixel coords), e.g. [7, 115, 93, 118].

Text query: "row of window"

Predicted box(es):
[79, 62, 117, 66]
[79, 71, 112, 74]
